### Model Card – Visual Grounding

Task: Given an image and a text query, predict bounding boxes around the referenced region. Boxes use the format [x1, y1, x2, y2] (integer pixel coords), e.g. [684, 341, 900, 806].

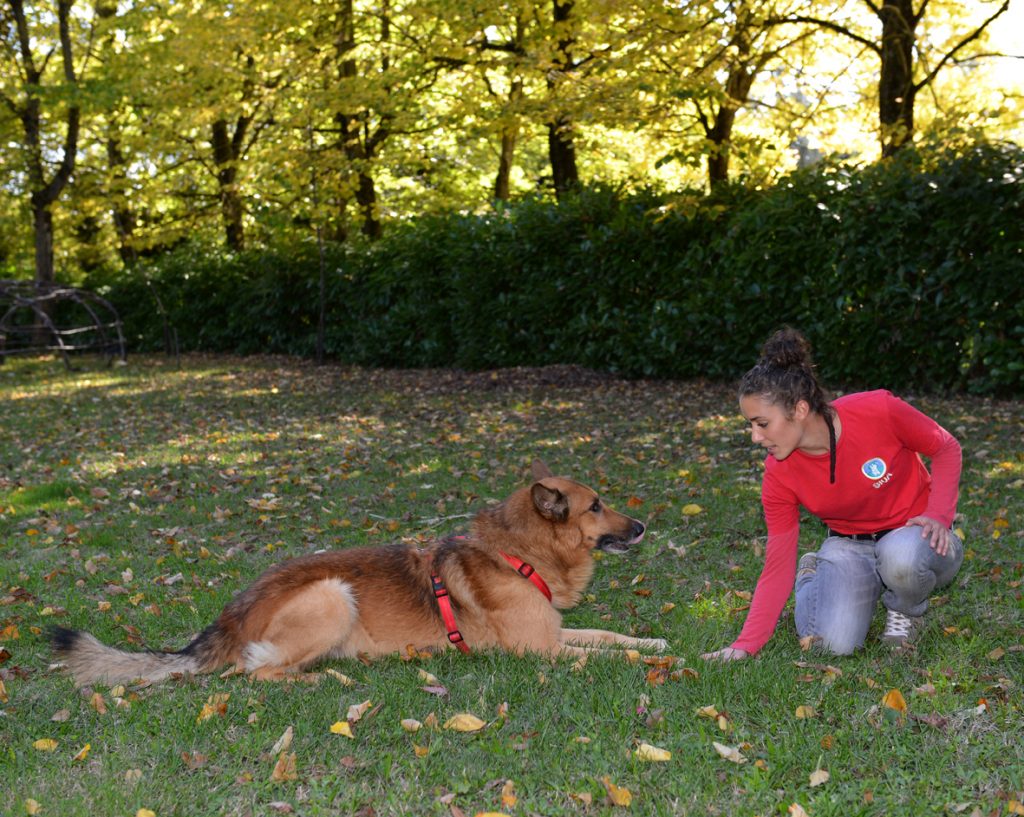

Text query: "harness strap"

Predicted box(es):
[431, 571, 470, 654]
[499, 552, 553, 602]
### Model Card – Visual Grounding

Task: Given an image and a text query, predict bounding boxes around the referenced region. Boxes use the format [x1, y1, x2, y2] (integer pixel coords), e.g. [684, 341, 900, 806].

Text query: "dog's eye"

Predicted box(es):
[589, 499, 601, 513]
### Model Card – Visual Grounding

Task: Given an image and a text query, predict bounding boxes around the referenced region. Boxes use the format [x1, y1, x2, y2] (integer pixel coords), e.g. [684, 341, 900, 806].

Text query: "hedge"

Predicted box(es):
[84, 140, 1024, 395]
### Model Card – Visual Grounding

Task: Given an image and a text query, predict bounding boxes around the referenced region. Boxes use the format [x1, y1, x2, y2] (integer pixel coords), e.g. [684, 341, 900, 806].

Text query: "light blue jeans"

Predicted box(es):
[794, 525, 964, 655]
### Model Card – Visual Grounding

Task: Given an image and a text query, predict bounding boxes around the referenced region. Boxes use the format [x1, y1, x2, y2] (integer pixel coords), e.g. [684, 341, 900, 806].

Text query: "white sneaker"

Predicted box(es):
[880, 609, 923, 646]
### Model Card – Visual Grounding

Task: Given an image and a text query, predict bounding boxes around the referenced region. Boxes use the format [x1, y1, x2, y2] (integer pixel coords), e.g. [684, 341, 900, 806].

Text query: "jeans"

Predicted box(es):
[794, 525, 964, 655]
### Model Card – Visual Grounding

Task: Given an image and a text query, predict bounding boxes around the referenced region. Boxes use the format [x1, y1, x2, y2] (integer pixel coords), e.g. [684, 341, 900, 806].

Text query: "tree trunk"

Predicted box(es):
[878, 0, 917, 156]
[212, 118, 248, 250]
[31, 201, 55, 288]
[547, 0, 579, 200]
[107, 137, 138, 264]
[494, 128, 517, 201]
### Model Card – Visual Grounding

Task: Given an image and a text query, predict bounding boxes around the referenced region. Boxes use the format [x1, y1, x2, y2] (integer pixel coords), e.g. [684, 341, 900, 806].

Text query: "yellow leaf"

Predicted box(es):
[72, 743, 91, 762]
[475, 813, 512, 817]
[24, 799, 41, 815]
[136, 811, 155, 817]
[795, 705, 817, 719]
[270, 751, 298, 782]
[330, 721, 354, 738]
[634, 742, 672, 762]
[417, 669, 440, 685]
[400, 719, 422, 732]
[987, 647, 1005, 661]
[324, 668, 356, 686]
[196, 693, 229, 723]
[33, 739, 58, 752]
[90, 692, 107, 715]
[809, 768, 830, 787]
[1007, 800, 1024, 815]
[444, 713, 486, 732]
[660, 602, 676, 614]
[501, 778, 517, 807]
[682, 504, 703, 516]
[601, 776, 633, 807]
[882, 688, 907, 714]
[696, 705, 719, 719]
[624, 649, 640, 664]
[0, 679, 7, 704]
[413, 743, 429, 757]
[712, 741, 747, 764]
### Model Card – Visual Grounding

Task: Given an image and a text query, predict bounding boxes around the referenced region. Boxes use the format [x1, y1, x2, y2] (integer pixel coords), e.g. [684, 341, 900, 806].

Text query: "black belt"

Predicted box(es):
[827, 528, 893, 542]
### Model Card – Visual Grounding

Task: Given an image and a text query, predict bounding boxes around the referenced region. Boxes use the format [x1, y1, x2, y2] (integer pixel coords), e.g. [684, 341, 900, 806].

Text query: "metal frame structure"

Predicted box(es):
[0, 280, 127, 369]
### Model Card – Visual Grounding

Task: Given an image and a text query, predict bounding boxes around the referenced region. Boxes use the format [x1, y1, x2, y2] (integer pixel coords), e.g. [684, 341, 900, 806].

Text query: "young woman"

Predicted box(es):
[702, 328, 964, 660]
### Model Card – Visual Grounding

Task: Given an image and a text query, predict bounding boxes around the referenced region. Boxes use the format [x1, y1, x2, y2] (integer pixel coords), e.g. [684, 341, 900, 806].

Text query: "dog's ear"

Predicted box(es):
[531, 483, 569, 522]
[530, 459, 554, 481]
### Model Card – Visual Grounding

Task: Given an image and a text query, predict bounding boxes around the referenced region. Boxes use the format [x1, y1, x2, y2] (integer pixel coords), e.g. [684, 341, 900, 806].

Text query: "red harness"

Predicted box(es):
[430, 551, 552, 654]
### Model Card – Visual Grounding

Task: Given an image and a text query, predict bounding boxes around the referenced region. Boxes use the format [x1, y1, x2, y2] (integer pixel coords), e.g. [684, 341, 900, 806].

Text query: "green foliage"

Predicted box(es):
[86, 141, 1024, 394]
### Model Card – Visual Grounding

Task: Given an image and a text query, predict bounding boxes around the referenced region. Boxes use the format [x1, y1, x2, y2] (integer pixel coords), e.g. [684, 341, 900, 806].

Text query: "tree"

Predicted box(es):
[767, 0, 1010, 156]
[1, 0, 93, 285]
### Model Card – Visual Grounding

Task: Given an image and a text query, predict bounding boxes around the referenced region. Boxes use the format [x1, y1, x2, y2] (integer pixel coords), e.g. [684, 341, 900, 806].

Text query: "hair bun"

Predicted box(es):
[760, 327, 814, 370]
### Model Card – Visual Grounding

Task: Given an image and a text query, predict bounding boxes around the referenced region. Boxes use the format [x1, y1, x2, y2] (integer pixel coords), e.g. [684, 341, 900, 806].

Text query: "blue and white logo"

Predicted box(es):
[861, 458, 887, 480]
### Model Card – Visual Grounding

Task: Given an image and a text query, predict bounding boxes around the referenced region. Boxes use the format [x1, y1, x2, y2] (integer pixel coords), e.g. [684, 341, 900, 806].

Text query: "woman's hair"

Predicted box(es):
[739, 327, 834, 420]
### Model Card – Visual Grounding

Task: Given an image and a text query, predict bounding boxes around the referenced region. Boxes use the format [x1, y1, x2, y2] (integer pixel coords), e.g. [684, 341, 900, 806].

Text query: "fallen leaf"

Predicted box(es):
[401, 719, 422, 732]
[90, 692, 107, 715]
[72, 743, 91, 762]
[418, 669, 440, 685]
[25, 799, 41, 815]
[270, 752, 298, 782]
[696, 705, 720, 719]
[712, 741, 747, 764]
[682, 503, 703, 516]
[271, 726, 293, 754]
[634, 742, 672, 762]
[33, 739, 58, 752]
[601, 776, 633, 807]
[789, 804, 809, 817]
[882, 688, 907, 714]
[413, 744, 429, 757]
[501, 779, 517, 808]
[987, 647, 1005, 661]
[51, 709, 71, 722]
[196, 692, 230, 723]
[444, 713, 486, 732]
[795, 705, 817, 719]
[330, 721, 354, 738]
[268, 803, 294, 814]
[346, 700, 372, 722]
[324, 668, 356, 686]
[809, 768, 830, 787]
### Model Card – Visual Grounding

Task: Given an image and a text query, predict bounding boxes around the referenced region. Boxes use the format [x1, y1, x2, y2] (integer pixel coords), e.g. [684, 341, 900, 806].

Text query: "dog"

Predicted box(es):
[51, 459, 667, 684]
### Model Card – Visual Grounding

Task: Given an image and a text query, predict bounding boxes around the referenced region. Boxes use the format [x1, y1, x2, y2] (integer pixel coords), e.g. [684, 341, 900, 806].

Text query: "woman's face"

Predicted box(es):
[740, 394, 809, 461]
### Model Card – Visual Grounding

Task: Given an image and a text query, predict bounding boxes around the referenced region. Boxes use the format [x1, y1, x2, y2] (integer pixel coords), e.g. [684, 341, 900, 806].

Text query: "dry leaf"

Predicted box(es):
[418, 669, 440, 685]
[501, 779, 517, 808]
[634, 742, 672, 762]
[987, 647, 1005, 661]
[882, 688, 907, 714]
[324, 668, 356, 686]
[136, 810, 156, 817]
[270, 751, 298, 782]
[712, 741, 747, 764]
[330, 721, 354, 738]
[72, 743, 91, 762]
[789, 804, 810, 817]
[33, 739, 58, 752]
[196, 692, 230, 723]
[401, 718, 422, 732]
[90, 692, 107, 715]
[124, 769, 142, 783]
[795, 705, 817, 719]
[696, 705, 720, 719]
[809, 768, 830, 787]
[444, 713, 486, 732]
[413, 744, 429, 757]
[51, 709, 71, 722]
[346, 700, 372, 722]
[271, 726, 293, 754]
[601, 776, 633, 807]
[682, 503, 703, 516]
[24, 799, 41, 815]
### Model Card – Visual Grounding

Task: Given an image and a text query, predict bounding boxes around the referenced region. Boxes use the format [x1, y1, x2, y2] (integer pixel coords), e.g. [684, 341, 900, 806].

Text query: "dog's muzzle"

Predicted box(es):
[597, 520, 646, 554]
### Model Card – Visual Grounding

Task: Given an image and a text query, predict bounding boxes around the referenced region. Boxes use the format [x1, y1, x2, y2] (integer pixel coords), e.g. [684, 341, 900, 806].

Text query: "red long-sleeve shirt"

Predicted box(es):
[731, 390, 961, 655]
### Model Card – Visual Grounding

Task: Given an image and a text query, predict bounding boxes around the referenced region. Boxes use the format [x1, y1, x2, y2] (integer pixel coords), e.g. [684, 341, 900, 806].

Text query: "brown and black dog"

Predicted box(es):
[52, 460, 667, 684]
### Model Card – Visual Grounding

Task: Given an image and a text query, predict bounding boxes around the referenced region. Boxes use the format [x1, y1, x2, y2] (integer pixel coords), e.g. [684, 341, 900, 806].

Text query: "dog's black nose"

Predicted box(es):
[632, 520, 645, 539]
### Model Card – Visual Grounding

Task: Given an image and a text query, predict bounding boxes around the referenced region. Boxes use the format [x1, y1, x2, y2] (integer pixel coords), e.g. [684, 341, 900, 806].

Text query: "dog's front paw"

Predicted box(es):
[641, 637, 669, 653]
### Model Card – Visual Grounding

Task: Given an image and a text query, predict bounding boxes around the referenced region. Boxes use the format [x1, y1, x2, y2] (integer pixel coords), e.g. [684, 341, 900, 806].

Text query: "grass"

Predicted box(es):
[0, 354, 1021, 817]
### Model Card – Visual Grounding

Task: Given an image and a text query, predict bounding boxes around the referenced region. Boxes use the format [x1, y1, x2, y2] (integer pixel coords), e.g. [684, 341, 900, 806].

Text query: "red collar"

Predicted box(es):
[499, 552, 552, 602]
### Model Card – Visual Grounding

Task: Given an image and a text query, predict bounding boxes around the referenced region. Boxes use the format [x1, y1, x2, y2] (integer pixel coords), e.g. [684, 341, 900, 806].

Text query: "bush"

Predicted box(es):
[85, 141, 1024, 395]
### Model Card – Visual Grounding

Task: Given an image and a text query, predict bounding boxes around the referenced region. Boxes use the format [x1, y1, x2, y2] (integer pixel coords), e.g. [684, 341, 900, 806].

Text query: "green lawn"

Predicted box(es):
[1, 355, 1021, 817]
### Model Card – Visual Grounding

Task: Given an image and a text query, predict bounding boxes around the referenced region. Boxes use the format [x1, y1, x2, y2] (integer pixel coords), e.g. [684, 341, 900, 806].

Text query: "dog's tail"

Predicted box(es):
[50, 625, 222, 686]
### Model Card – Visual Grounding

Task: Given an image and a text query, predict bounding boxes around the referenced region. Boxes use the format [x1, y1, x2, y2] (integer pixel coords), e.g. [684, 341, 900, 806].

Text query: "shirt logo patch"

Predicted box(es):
[861, 458, 887, 480]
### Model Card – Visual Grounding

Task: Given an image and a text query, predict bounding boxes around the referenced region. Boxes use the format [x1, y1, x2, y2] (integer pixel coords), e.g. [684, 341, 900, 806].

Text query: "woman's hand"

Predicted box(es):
[700, 646, 750, 662]
[906, 515, 952, 556]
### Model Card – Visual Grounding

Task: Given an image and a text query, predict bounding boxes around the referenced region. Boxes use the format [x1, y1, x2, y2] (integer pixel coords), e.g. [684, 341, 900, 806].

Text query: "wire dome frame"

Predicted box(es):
[0, 280, 127, 370]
